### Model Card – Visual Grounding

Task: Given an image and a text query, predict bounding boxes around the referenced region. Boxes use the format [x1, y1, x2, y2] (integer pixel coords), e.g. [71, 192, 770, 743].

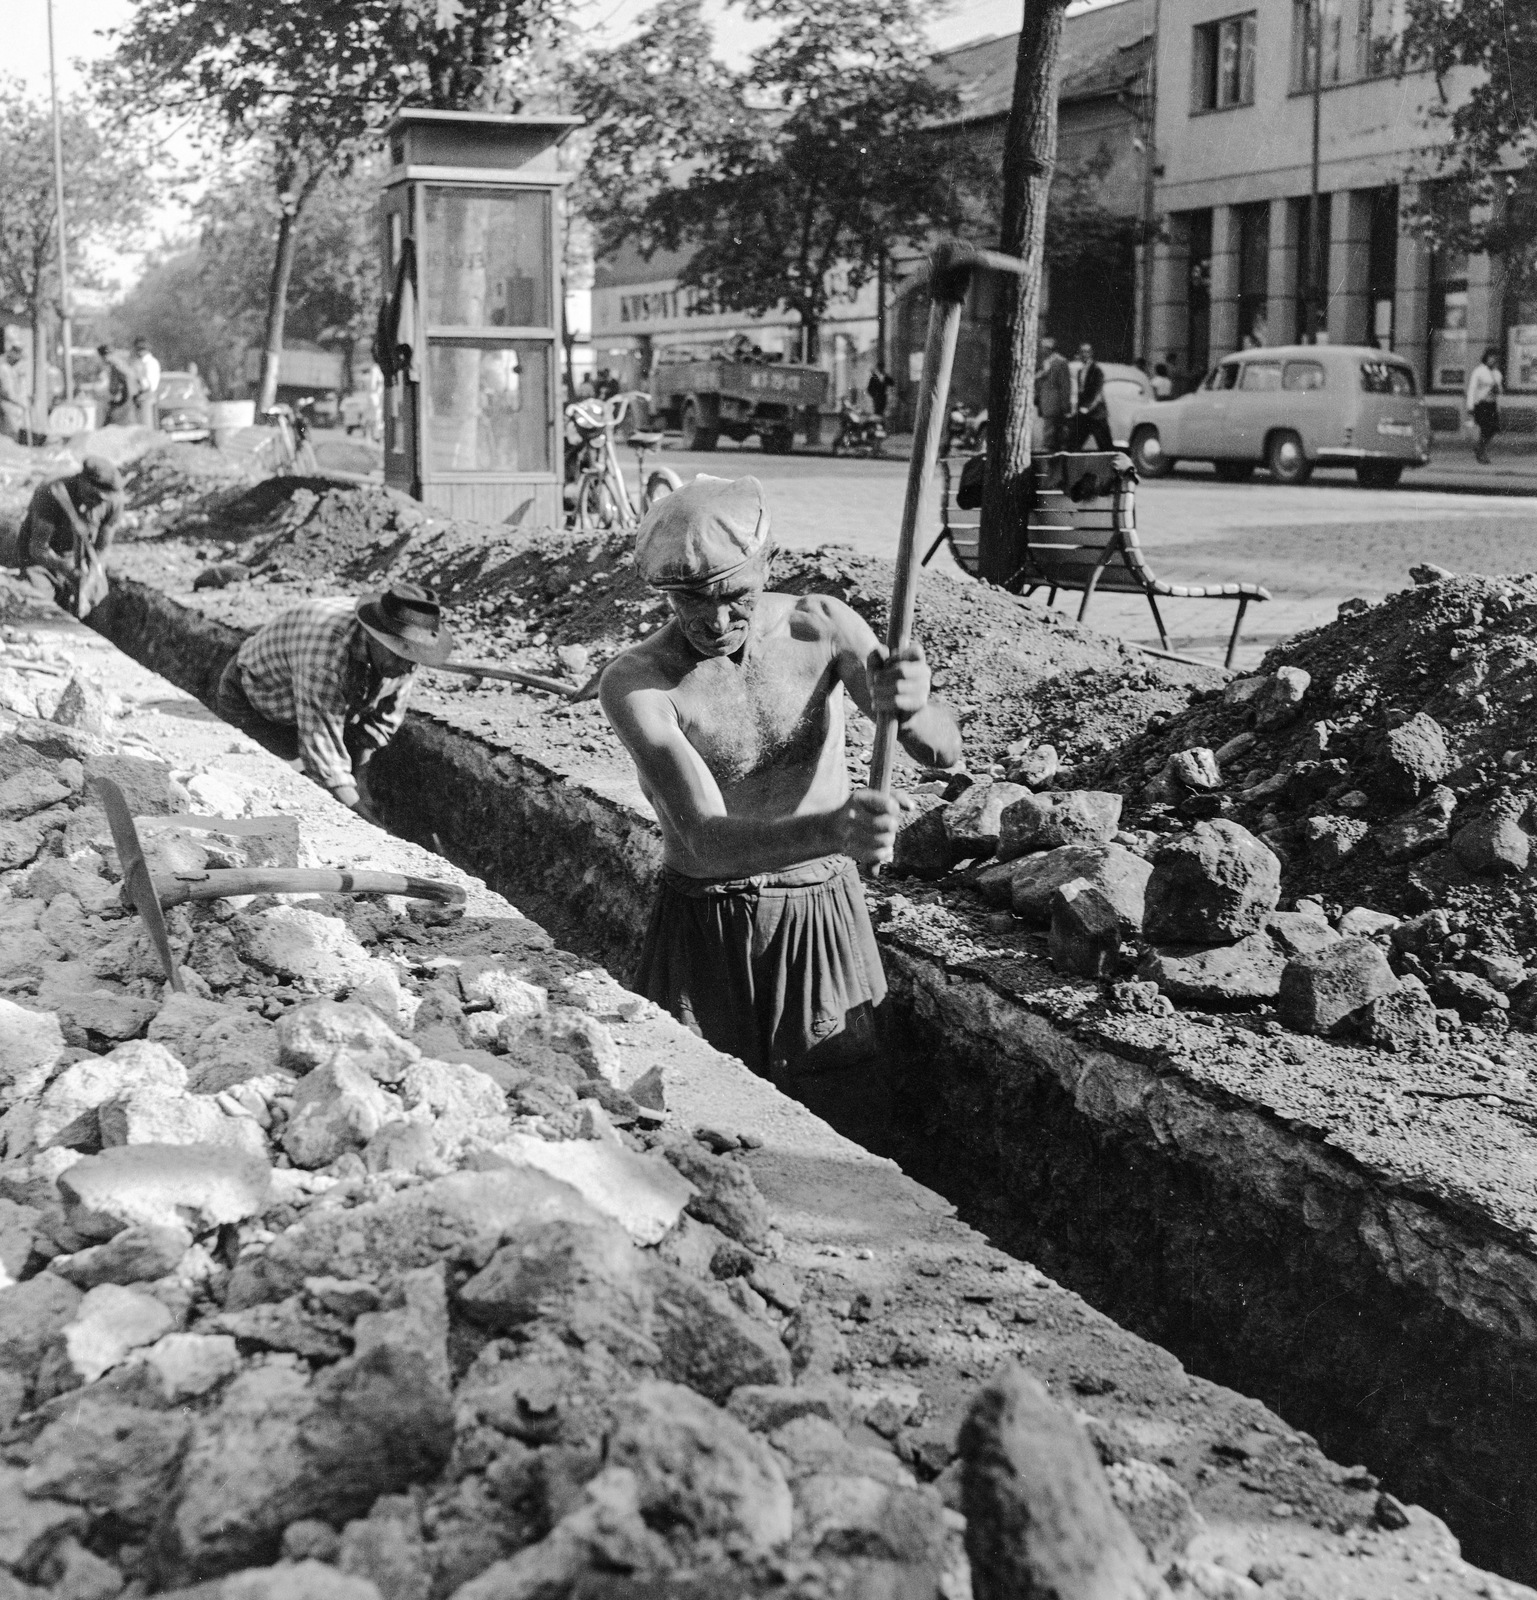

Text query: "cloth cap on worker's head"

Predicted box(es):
[634, 475, 771, 591]
[356, 580, 454, 668]
[80, 457, 122, 493]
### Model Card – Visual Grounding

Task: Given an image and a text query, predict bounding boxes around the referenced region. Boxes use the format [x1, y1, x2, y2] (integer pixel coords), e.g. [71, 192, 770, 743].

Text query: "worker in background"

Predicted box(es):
[215, 582, 453, 817]
[97, 345, 134, 426]
[1034, 336, 1073, 453]
[130, 336, 160, 429]
[16, 456, 122, 617]
[0, 346, 28, 442]
[600, 476, 960, 1094]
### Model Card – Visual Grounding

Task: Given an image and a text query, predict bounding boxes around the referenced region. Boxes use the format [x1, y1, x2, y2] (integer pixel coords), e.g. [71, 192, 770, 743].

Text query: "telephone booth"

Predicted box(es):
[379, 110, 579, 527]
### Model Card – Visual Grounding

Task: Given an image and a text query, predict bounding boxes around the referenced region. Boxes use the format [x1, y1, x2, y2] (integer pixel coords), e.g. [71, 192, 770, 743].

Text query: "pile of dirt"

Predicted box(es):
[116, 458, 1220, 784]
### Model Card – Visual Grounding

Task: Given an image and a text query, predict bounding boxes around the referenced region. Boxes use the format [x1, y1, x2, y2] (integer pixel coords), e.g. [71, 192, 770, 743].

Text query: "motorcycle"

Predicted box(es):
[831, 400, 886, 458]
[945, 400, 987, 455]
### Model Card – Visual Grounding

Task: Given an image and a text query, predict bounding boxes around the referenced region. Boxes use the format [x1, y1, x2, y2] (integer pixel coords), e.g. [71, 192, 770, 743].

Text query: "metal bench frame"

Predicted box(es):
[922, 450, 1270, 669]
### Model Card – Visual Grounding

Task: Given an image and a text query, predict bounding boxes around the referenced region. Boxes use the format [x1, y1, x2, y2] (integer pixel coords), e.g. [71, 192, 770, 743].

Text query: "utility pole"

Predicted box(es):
[47, 0, 74, 400]
[1307, 0, 1323, 345]
[1137, 0, 1160, 367]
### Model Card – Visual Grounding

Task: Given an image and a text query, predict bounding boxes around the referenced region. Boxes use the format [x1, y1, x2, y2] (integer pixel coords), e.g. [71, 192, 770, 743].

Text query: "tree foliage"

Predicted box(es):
[0, 81, 156, 339]
[1402, 0, 1537, 299]
[570, 0, 985, 355]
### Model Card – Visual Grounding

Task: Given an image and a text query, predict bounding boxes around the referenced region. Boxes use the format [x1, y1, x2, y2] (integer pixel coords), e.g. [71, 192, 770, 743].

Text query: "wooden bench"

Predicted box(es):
[923, 450, 1270, 669]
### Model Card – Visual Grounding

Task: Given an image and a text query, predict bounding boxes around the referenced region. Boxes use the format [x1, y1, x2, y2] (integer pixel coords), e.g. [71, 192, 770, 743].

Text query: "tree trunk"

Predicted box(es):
[979, 0, 1070, 584]
[257, 206, 301, 413]
[801, 314, 823, 443]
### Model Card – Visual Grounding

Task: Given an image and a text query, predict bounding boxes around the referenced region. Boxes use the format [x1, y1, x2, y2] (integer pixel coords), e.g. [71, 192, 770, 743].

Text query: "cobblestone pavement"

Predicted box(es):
[639, 442, 1537, 671]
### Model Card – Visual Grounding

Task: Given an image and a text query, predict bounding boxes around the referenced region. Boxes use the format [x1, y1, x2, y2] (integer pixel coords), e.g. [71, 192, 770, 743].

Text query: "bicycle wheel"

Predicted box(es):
[643, 467, 682, 512]
[577, 474, 622, 530]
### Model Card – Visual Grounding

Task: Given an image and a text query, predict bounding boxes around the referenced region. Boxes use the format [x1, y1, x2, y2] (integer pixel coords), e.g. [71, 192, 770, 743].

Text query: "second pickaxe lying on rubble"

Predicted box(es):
[97, 777, 466, 995]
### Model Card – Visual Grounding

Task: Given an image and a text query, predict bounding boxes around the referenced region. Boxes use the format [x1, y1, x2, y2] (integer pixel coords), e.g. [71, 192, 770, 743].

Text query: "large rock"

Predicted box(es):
[140, 1333, 241, 1401]
[229, 1168, 603, 1306]
[1139, 934, 1288, 1007]
[646, 1260, 793, 1401]
[1303, 814, 1368, 867]
[1432, 968, 1510, 1023]
[152, 1344, 454, 1587]
[0, 1460, 84, 1574]
[168, 1560, 386, 1599]
[0, 997, 64, 1104]
[1007, 844, 1152, 932]
[1143, 820, 1280, 944]
[997, 791, 1123, 862]
[276, 1001, 420, 1083]
[1048, 882, 1123, 979]
[0, 1197, 41, 1287]
[958, 1367, 1161, 1600]
[661, 1138, 770, 1249]
[188, 1013, 283, 1095]
[607, 1381, 793, 1552]
[793, 1472, 949, 1566]
[1277, 938, 1398, 1036]
[890, 795, 953, 880]
[0, 1272, 82, 1393]
[62, 1282, 176, 1383]
[58, 1143, 272, 1241]
[1252, 666, 1310, 731]
[33, 1040, 190, 1151]
[1360, 979, 1439, 1052]
[0, 767, 74, 819]
[282, 1057, 401, 1170]
[50, 1222, 191, 1289]
[458, 1219, 651, 1340]
[148, 993, 238, 1064]
[1452, 812, 1532, 876]
[23, 1395, 190, 1527]
[396, 1057, 508, 1145]
[1377, 712, 1450, 802]
[100, 1083, 269, 1159]
[234, 908, 379, 993]
[943, 781, 1029, 860]
[1264, 911, 1339, 957]
[54, 991, 160, 1047]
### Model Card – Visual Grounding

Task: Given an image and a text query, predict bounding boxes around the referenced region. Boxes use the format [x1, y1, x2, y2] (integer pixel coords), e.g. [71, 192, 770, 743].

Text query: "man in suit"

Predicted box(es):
[1073, 342, 1113, 451]
[1033, 336, 1073, 453]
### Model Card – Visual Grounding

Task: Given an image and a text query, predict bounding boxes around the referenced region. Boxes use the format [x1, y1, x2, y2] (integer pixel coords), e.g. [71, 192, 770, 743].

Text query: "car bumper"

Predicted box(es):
[1314, 447, 1430, 467]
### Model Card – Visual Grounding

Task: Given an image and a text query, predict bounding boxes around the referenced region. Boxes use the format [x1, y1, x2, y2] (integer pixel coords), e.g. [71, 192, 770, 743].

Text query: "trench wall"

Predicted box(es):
[90, 575, 1537, 1582]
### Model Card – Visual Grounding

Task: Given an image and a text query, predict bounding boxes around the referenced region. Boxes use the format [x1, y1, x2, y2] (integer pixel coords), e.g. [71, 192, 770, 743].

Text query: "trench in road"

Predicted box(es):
[89, 573, 1537, 1587]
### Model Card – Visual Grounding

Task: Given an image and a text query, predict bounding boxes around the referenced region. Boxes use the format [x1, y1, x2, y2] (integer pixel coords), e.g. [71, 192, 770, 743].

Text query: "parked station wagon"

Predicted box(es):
[1126, 344, 1431, 488]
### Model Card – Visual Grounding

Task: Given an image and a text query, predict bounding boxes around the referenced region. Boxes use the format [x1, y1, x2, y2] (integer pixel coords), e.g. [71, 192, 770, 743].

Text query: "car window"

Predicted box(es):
[157, 377, 201, 404]
[1217, 362, 1240, 390]
[1239, 362, 1282, 392]
[1359, 360, 1416, 395]
[1283, 360, 1326, 392]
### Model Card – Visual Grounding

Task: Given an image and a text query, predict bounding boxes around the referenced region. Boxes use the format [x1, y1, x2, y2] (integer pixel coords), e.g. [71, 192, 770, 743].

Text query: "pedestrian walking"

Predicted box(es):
[599, 476, 960, 1085]
[1467, 346, 1502, 465]
[0, 346, 28, 442]
[16, 456, 122, 617]
[130, 336, 161, 428]
[1072, 342, 1113, 451]
[1033, 336, 1073, 453]
[866, 363, 891, 419]
[214, 582, 454, 818]
[97, 345, 135, 427]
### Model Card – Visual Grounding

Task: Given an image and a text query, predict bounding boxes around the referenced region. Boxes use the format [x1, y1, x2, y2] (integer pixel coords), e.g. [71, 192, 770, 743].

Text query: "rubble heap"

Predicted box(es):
[0, 642, 1246, 1600]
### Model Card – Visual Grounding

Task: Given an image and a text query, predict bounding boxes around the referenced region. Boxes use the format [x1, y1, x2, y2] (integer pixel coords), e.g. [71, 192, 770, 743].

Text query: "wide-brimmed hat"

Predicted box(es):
[355, 581, 454, 667]
[635, 475, 771, 591]
[81, 456, 122, 493]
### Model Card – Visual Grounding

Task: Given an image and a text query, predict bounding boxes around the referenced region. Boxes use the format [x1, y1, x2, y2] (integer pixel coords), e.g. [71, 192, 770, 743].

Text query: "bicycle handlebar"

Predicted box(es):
[565, 390, 651, 434]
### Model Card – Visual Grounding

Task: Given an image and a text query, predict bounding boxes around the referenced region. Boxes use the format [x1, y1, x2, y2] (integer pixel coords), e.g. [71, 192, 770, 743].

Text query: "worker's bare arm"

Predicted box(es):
[601, 663, 895, 874]
[809, 596, 961, 769]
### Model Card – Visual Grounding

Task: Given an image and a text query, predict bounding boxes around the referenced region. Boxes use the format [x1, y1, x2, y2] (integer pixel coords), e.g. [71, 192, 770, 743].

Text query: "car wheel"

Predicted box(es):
[1357, 460, 1403, 488]
[1214, 460, 1256, 482]
[1130, 426, 1172, 478]
[1267, 430, 1312, 485]
[680, 399, 717, 452]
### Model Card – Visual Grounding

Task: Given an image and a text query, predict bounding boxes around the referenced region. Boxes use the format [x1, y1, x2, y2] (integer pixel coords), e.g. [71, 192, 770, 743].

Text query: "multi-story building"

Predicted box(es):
[1147, 0, 1535, 432]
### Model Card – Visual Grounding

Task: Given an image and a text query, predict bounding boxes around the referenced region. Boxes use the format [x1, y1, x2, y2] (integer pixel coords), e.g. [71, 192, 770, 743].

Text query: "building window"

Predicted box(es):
[1291, 0, 1402, 91]
[1192, 13, 1256, 112]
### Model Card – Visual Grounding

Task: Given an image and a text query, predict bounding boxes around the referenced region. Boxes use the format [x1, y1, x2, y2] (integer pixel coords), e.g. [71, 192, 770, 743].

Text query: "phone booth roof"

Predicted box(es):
[385, 110, 581, 185]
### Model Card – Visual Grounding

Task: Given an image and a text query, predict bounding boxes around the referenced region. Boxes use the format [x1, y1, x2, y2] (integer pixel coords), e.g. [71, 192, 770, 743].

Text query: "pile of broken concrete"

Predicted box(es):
[0, 689, 979, 1599]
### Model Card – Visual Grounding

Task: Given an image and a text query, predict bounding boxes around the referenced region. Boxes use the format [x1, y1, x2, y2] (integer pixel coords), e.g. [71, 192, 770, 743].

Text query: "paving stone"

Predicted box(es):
[1452, 812, 1532, 876]
[58, 1144, 272, 1241]
[1360, 980, 1439, 1053]
[943, 781, 1030, 859]
[1277, 939, 1399, 1036]
[49, 1223, 191, 1289]
[607, 1380, 793, 1551]
[282, 1058, 402, 1170]
[661, 1139, 769, 1249]
[22, 1396, 190, 1526]
[1143, 820, 1281, 945]
[1139, 934, 1288, 1007]
[0, 998, 64, 1105]
[958, 1367, 1159, 1600]
[480, 1134, 693, 1247]
[63, 1283, 177, 1383]
[998, 791, 1123, 862]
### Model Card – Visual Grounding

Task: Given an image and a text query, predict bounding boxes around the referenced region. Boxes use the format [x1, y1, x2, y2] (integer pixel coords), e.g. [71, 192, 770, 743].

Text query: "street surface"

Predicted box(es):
[627, 441, 1537, 672]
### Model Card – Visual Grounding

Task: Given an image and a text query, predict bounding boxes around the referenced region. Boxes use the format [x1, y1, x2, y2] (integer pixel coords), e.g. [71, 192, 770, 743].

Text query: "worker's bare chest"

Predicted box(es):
[674, 642, 839, 788]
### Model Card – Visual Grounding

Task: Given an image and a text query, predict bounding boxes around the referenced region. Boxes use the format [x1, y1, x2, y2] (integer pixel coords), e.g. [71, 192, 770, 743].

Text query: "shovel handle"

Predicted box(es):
[146, 868, 466, 909]
[436, 660, 576, 698]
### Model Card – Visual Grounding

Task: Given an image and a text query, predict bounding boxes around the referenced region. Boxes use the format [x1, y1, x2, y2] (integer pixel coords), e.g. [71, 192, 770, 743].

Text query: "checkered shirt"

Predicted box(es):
[234, 597, 414, 791]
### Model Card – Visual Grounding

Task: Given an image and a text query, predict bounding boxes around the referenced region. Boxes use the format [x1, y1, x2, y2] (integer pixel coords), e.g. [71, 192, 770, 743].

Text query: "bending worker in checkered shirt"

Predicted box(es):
[215, 583, 453, 816]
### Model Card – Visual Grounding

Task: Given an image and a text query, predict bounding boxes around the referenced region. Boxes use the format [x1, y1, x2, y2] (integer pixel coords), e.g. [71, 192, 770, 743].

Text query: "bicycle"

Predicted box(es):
[258, 401, 320, 476]
[566, 391, 681, 531]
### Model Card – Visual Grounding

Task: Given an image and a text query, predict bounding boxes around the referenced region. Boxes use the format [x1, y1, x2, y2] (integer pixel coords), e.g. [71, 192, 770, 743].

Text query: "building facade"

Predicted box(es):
[1148, 0, 1535, 431]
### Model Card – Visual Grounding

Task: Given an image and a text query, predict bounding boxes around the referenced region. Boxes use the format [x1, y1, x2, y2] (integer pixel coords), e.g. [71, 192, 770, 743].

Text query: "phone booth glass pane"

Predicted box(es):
[424, 341, 551, 473]
[422, 188, 553, 329]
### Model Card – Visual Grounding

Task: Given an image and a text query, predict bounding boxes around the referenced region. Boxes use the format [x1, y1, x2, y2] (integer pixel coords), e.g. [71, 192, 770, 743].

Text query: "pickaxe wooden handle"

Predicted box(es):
[146, 868, 467, 910]
[867, 240, 1030, 798]
[436, 659, 577, 698]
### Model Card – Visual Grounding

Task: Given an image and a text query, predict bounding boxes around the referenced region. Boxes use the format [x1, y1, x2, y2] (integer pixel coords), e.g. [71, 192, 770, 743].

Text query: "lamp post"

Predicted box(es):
[1307, 0, 1324, 345]
[46, 0, 73, 400]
